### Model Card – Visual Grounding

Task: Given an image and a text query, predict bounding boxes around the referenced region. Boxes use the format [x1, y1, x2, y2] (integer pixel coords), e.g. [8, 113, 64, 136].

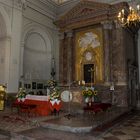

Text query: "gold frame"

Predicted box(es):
[75, 27, 103, 84]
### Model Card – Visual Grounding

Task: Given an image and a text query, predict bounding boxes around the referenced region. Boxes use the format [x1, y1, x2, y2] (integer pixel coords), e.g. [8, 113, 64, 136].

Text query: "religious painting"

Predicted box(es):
[37, 83, 43, 89]
[32, 82, 36, 89]
[83, 64, 94, 83]
[78, 32, 100, 48]
[24, 83, 31, 89]
[75, 26, 103, 84]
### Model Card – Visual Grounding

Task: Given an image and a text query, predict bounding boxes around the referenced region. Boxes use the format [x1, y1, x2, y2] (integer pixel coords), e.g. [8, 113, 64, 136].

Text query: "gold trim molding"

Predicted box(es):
[75, 27, 103, 84]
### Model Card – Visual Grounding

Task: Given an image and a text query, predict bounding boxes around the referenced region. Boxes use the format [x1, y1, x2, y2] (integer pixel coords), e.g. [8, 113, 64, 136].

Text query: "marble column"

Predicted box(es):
[8, 0, 23, 92]
[111, 21, 128, 106]
[112, 21, 127, 85]
[59, 32, 65, 85]
[101, 21, 112, 85]
[0, 37, 11, 88]
[66, 31, 73, 85]
[20, 41, 25, 78]
[134, 33, 140, 109]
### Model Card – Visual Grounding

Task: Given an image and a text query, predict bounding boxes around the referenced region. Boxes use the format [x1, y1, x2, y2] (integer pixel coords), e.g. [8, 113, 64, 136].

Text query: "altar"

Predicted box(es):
[13, 95, 61, 116]
[83, 102, 111, 113]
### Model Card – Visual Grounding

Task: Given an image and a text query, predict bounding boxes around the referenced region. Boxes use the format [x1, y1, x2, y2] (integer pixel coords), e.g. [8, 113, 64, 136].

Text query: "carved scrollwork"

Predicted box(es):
[13, 0, 26, 10]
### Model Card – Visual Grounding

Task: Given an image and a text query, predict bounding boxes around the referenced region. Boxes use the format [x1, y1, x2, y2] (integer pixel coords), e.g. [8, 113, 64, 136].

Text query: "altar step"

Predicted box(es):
[40, 107, 130, 133]
[41, 115, 97, 133]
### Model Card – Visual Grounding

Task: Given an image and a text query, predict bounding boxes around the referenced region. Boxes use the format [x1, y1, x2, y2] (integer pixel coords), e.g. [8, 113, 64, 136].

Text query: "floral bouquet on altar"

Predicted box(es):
[47, 79, 61, 105]
[49, 87, 61, 106]
[47, 79, 57, 88]
[82, 86, 98, 103]
[50, 88, 60, 101]
[82, 87, 97, 98]
[16, 88, 27, 102]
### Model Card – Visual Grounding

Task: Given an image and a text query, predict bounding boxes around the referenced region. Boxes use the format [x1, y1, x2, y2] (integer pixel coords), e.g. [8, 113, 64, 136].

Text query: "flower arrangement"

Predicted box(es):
[16, 88, 27, 102]
[47, 79, 60, 101]
[50, 88, 60, 101]
[47, 79, 57, 88]
[82, 87, 98, 98]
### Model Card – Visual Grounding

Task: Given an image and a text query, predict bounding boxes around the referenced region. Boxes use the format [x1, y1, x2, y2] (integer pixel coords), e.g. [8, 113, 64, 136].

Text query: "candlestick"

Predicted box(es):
[52, 58, 55, 69]
[78, 81, 81, 85]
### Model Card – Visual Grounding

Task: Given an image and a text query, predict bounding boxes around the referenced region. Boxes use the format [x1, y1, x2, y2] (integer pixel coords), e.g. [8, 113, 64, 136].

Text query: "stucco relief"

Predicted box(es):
[78, 32, 100, 48]
[14, 0, 26, 10]
[3, 5, 12, 19]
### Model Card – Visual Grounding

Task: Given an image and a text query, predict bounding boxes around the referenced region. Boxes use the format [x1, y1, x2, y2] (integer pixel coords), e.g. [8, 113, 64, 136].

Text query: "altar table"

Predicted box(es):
[49, 100, 62, 113]
[83, 103, 111, 113]
[13, 95, 54, 116]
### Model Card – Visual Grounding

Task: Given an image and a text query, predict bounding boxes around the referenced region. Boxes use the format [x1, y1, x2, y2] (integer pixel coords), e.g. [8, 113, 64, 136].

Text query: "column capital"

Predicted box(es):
[101, 20, 113, 30]
[0, 36, 11, 42]
[13, 0, 27, 10]
[21, 41, 25, 47]
[59, 32, 65, 40]
[66, 30, 73, 38]
[114, 20, 122, 29]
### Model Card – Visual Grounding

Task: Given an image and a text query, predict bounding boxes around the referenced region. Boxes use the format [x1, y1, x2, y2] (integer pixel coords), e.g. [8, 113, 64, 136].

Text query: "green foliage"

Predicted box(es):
[16, 88, 27, 98]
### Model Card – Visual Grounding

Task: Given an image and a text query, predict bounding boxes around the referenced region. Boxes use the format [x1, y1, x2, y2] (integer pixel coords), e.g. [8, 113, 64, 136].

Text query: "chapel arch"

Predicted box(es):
[21, 24, 53, 84]
[0, 6, 11, 85]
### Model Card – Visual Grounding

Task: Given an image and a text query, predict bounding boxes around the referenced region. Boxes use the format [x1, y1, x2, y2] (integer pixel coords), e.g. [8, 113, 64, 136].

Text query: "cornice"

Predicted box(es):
[0, 0, 25, 11]
[55, 1, 129, 31]
[26, 0, 57, 19]
[0, 0, 13, 8]
[55, 0, 110, 30]
[56, 0, 80, 17]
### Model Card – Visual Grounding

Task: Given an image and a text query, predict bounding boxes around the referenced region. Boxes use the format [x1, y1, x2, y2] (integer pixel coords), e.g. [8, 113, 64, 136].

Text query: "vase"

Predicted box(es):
[85, 97, 89, 103]
[88, 102, 91, 106]
[17, 98, 21, 102]
[21, 98, 25, 102]
[91, 96, 94, 102]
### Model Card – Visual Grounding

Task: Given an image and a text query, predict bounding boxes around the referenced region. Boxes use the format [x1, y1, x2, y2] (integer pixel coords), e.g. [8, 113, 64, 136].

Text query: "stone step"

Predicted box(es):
[40, 115, 97, 133]
[41, 122, 93, 133]
[0, 134, 10, 140]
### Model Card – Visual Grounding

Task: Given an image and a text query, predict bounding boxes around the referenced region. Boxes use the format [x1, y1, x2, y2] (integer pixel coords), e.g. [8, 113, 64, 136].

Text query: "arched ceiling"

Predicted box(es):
[52, 0, 130, 5]
[52, 0, 70, 4]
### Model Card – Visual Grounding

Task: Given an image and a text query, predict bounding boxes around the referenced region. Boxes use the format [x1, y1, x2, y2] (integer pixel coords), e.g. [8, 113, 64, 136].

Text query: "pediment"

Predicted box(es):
[63, 1, 109, 18]
[56, 0, 110, 29]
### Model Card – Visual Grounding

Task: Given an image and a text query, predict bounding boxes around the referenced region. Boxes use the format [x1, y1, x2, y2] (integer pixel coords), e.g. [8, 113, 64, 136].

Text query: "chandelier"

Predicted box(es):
[117, 1, 140, 26]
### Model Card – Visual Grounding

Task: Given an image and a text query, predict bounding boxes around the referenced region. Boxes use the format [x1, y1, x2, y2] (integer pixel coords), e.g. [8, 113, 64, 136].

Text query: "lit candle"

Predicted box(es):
[129, 6, 132, 13]
[137, 5, 140, 11]
[78, 81, 81, 85]
[82, 80, 85, 85]
[122, 18, 124, 23]
[118, 12, 121, 18]
[121, 9, 124, 14]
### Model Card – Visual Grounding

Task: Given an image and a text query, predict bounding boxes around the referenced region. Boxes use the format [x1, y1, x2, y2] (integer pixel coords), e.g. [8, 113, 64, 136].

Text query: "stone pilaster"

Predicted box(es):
[13, 0, 26, 11]
[110, 22, 128, 106]
[20, 41, 25, 78]
[59, 32, 65, 85]
[1, 37, 11, 89]
[66, 31, 73, 84]
[102, 20, 113, 85]
[111, 24, 127, 85]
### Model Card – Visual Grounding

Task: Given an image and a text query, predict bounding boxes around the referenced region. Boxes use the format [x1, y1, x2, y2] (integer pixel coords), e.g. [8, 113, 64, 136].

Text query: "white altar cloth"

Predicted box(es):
[25, 95, 49, 101]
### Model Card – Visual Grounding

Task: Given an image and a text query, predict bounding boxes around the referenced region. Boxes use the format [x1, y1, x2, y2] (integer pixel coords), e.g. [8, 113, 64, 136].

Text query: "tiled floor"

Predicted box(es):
[14, 110, 140, 140]
[98, 111, 140, 140]
[0, 107, 140, 140]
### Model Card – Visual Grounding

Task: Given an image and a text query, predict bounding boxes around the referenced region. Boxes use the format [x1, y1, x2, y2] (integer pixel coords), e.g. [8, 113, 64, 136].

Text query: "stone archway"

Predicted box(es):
[21, 24, 53, 85]
[0, 5, 11, 85]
